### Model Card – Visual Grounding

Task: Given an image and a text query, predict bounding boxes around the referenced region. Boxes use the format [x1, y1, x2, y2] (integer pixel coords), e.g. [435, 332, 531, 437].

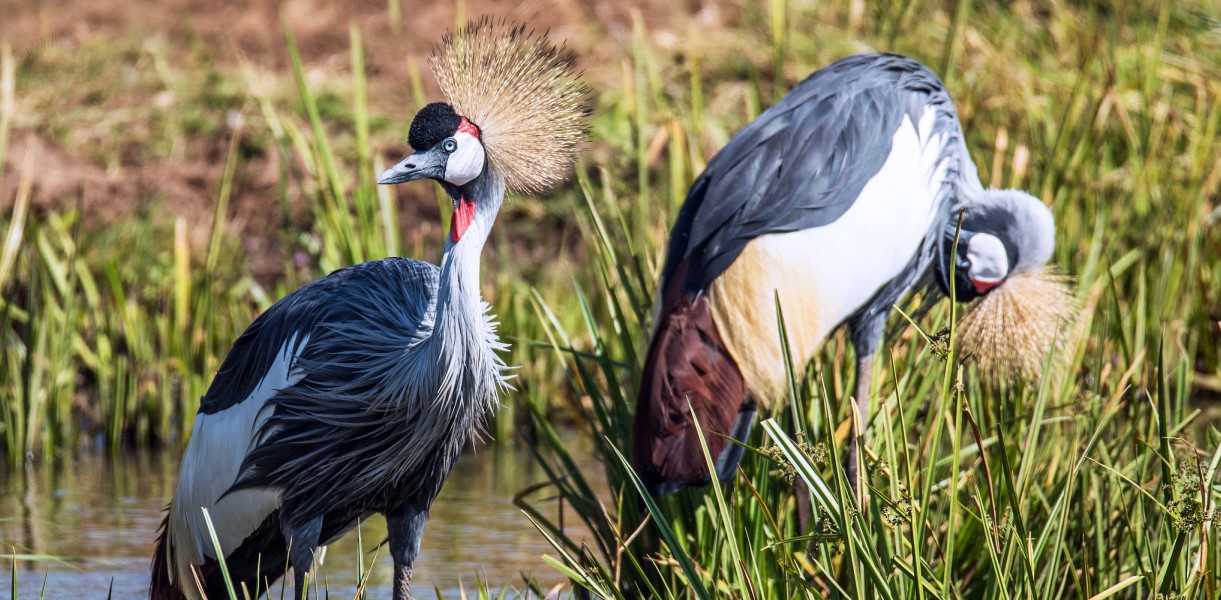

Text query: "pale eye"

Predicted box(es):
[442, 131, 485, 186]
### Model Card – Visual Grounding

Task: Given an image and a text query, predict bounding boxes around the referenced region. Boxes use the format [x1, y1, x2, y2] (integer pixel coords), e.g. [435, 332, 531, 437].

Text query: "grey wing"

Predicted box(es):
[168, 257, 438, 573]
[226, 258, 441, 515]
[664, 52, 964, 294]
[200, 257, 438, 415]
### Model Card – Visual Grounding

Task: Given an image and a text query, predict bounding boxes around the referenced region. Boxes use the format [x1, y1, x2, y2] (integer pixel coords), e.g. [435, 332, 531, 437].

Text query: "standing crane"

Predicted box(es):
[633, 53, 1056, 499]
[150, 19, 589, 600]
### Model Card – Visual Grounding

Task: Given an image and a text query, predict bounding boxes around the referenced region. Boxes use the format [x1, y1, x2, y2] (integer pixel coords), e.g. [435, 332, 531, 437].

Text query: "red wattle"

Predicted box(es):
[450, 197, 475, 242]
[457, 118, 480, 139]
[972, 278, 1001, 294]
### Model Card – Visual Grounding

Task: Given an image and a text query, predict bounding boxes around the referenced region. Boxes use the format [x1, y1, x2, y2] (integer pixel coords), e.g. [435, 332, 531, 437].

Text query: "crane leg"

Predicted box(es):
[284, 514, 323, 600]
[845, 352, 873, 504]
[387, 504, 430, 600]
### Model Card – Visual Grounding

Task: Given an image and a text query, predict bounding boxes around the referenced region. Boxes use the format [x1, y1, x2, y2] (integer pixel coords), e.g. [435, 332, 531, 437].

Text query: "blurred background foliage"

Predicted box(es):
[0, 0, 1216, 459]
[1, 0, 1219, 597]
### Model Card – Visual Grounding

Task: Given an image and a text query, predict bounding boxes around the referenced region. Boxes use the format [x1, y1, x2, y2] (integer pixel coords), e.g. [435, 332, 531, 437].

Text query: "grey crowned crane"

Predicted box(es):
[150, 20, 589, 600]
[633, 53, 1058, 499]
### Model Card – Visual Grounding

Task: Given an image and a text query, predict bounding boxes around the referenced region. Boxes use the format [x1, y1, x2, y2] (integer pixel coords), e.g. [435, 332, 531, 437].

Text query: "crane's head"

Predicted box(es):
[948, 190, 1076, 385]
[377, 102, 487, 187]
[377, 18, 588, 193]
[376, 18, 589, 243]
[939, 189, 1055, 302]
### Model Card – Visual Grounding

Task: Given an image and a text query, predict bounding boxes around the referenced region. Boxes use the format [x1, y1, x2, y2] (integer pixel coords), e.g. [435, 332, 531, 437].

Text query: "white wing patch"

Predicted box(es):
[787, 105, 948, 327]
[710, 105, 951, 405]
[166, 333, 310, 597]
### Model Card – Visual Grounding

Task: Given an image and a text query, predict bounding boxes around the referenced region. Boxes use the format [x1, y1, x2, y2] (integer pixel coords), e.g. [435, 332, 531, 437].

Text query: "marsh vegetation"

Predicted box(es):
[1, 0, 1218, 597]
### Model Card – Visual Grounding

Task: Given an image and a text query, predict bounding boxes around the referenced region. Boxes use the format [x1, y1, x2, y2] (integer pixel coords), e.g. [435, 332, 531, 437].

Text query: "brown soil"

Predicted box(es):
[0, 0, 747, 281]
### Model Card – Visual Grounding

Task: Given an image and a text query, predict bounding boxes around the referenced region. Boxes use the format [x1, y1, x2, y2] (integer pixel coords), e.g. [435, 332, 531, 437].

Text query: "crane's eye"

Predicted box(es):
[442, 138, 458, 153]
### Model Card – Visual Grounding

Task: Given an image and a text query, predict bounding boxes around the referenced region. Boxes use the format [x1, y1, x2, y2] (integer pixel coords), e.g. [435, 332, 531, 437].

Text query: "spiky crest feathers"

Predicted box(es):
[428, 17, 591, 194]
[958, 268, 1078, 384]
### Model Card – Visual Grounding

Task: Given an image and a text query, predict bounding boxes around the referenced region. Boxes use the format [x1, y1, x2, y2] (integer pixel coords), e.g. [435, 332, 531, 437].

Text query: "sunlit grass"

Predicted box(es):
[514, 2, 1219, 599]
[0, 0, 1219, 597]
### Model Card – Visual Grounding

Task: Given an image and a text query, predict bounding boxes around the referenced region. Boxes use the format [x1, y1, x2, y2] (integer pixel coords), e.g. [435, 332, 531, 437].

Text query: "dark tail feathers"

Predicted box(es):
[150, 512, 188, 600]
[633, 293, 752, 496]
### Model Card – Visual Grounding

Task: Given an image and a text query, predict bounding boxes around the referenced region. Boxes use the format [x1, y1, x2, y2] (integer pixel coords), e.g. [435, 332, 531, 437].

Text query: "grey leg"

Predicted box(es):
[845, 352, 873, 504]
[283, 515, 323, 600]
[387, 504, 430, 600]
[714, 402, 756, 484]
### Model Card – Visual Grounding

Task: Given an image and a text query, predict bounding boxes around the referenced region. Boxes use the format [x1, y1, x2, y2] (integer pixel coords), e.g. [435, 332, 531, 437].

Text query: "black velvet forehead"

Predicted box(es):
[408, 102, 461, 151]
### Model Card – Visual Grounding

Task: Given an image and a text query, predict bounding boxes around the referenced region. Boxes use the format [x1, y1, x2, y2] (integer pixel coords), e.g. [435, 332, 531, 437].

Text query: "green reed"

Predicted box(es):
[0, 3, 1217, 597]
[514, 1, 1219, 599]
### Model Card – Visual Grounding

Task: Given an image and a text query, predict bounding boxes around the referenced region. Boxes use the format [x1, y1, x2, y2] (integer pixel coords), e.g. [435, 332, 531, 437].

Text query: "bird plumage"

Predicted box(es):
[227, 256, 509, 513]
[152, 256, 510, 599]
[660, 53, 976, 296]
[635, 52, 982, 496]
[152, 19, 586, 600]
[958, 267, 1076, 383]
[960, 189, 1055, 274]
[633, 289, 748, 495]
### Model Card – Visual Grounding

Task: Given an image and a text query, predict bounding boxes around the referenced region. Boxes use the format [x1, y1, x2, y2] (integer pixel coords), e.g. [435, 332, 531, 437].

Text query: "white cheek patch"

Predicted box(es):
[444, 132, 485, 186]
[967, 233, 1009, 283]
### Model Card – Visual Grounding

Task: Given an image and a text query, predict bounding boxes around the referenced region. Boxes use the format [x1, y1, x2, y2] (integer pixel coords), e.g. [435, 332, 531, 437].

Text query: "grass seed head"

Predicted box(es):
[430, 17, 592, 195]
[957, 268, 1077, 384]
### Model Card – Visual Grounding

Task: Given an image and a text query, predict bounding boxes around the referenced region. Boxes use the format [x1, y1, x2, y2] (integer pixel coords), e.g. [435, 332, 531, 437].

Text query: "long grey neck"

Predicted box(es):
[953, 137, 986, 208]
[425, 169, 507, 433]
[434, 170, 505, 326]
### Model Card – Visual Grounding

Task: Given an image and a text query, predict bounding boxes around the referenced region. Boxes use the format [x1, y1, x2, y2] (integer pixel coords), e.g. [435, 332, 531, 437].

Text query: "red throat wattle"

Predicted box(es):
[972, 278, 1001, 294]
[450, 197, 475, 242]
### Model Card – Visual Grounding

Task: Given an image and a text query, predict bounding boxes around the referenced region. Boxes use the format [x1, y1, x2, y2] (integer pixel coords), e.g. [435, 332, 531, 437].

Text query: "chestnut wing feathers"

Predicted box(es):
[633, 288, 748, 495]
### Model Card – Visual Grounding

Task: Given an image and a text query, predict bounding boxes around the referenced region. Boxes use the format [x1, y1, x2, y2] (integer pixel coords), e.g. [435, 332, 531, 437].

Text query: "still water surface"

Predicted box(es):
[1, 431, 601, 598]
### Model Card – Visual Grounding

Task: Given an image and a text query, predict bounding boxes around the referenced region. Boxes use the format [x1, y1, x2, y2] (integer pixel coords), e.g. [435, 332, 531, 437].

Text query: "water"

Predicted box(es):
[0, 431, 602, 598]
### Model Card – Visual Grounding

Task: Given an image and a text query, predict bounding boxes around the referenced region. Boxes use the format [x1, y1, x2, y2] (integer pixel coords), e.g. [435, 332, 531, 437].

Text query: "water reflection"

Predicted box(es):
[0, 429, 602, 598]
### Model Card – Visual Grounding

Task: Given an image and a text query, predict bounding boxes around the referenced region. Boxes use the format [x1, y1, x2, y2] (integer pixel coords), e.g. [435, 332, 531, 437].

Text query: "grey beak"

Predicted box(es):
[378, 149, 446, 185]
